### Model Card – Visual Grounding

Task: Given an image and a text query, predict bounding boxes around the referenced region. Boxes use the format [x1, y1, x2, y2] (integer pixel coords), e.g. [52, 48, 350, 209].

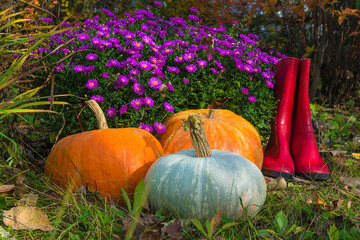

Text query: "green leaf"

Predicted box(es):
[0, 196, 6, 210]
[132, 178, 146, 214]
[190, 218, 207, 237]
[205, 220, 212, 236]
[275, 210, 288, 232]
[257, 229, 271, 238]
[121, 188, 132, 213]
[329, 224, 339, 240]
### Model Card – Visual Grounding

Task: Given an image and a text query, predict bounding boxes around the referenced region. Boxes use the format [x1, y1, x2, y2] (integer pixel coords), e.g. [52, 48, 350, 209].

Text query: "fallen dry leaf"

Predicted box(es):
[111, 233, 121, 240]
[3, 206, 53, 231]
[2, 193, 53, 231]
[0, 185, 15, 196]
[0, 226, 10, 238]
[139, 230, 162, 240]
[292, 176, 312, 184]
[340, 177, 360, 188]
[214, 236, 226, 240]
[123, 212, 163, 238]
[265, 177, 287, 191]
[210, 211, 223, 236]
[306, 192, 342, 212]
[320, 150, 347, 158]
[161, 217, 183, 239]
[15, 174, 27, 197]
[15, 193, 38, 207]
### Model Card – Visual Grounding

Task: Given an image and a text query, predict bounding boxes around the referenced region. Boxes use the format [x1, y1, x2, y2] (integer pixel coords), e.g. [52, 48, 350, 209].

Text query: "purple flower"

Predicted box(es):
[139, 122, 153, 133]
[118, 75, 129, 85]
[163, 102, 174, 112]
[147, 20, 158, 26]
[232, 21, 238, 25]
[189, 8, 198, 13]
[149, 77, 162, 89]
[119, 105, 127, 114]
[210, 68, 219, 74]
[78, 33, 90, 42]
[246, 59, 255, 66]
[261, 72, 271, 80]
[124, 32, 135, 40]
[86, 79, 98, 89]
[132, 41, 144, 50]
[141, 25, 149, 31]
[167, 66, 180, 74]
[266, 80, 274, 88]
[197, 60, 207, 68]
[130, 98, 142, 109]
[41, 18, 53, 22]
[86, 53, 97, 61]
[107, 108, 117, 117]
[139, 61, 152, 70]
[109, 38, 119, 44]
[55, 64, 64, 72]
[184, 53, 195, 61]
[129, 68, 140, 76]
[91, 37, 101, 45]
[102, 72, 109, 78]
[142, 35, 153, 45]
[175, 56, 184, 63]
[73, 65, 86, 73]
[154, 122, 166, 133]
[183, 78, 189, 83]
[188, 15, 199, 21]
[144, 97, 154, 107]
[90, 95, 104, 103]
[236, 61, 245, 71]
[186, 64, 197, 72]
[244, 65, 254, 73]
[61, 48, 70, 53]
[248, 96, 257, 102]
[242, 87, 249, 95]
[133, 83, 145, 95]
[167, 83, 175, 91]
[154, 1, 162, 6]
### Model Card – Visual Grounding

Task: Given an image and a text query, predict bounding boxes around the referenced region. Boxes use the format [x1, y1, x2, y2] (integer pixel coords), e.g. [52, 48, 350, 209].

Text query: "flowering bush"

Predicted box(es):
[33, 2, 283, 139]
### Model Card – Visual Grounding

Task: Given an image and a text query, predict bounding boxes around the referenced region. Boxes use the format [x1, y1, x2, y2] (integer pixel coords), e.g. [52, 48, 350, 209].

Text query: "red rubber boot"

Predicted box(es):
[262, 57, 299, 179]
[291, 59, 330, 180]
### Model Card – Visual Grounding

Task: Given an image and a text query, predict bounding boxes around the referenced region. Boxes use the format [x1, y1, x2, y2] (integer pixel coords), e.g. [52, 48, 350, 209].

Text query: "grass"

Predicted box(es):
[0, 104, 359, 240]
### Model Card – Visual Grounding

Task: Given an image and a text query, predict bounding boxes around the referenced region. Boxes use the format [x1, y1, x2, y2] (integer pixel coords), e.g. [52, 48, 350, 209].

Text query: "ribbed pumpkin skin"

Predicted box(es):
[45, 128, 162, 203]
[158, 109, 263, 169]
[145, 149, 266, 221]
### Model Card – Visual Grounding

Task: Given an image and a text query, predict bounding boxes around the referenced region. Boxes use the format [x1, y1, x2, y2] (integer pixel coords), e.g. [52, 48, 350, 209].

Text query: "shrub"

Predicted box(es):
[32, 3, 283, 140]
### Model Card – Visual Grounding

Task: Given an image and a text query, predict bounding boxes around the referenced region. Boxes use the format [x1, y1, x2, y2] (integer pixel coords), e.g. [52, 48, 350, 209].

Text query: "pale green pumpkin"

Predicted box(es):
[145, 114, 266, 221]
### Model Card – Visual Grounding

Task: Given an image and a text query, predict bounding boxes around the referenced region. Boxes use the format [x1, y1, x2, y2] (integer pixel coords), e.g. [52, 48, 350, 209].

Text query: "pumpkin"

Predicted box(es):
[45, 100, 162, 204]
[145, 113, 266, 221]
[158, 109, 263, 169]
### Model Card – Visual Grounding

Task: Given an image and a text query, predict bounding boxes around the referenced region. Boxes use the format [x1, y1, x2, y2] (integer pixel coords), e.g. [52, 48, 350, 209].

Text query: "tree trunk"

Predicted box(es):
[309, 35, 326, 101]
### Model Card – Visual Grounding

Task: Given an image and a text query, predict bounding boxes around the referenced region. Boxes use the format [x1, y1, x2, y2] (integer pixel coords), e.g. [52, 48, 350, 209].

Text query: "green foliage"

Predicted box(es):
[0, 4, 72, 164]
[30, 6, 278, 140]
[311, 103, 360, 152]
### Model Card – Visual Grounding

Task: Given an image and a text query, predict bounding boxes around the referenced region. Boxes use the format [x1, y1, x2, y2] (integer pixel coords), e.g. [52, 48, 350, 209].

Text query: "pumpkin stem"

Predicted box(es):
[85, 100, 109, 129]
[208, 108, 215, 119]
[184, 114, 212, 158]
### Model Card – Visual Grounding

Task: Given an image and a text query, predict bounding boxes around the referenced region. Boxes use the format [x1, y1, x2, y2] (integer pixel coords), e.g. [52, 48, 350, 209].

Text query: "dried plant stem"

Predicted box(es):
[85, 100, 108, 130]
[184, 114, 212, 158]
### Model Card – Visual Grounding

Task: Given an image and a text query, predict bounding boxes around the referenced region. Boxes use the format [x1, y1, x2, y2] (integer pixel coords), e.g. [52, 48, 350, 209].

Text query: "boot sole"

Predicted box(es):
[262, 168, 294, 180]
[295, 172, 330, 180]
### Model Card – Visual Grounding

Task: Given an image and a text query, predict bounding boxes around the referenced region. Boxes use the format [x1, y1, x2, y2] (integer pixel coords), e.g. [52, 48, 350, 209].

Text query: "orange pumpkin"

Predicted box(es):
[158, 109, 263, 169]
[45, 100, 162, 203]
